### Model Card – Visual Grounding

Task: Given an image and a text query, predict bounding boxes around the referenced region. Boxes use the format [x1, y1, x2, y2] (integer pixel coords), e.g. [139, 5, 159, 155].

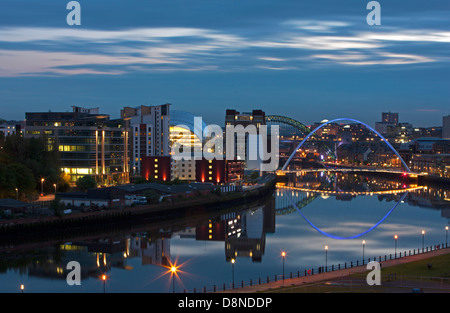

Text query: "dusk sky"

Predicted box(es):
[0, 0, 449, 127]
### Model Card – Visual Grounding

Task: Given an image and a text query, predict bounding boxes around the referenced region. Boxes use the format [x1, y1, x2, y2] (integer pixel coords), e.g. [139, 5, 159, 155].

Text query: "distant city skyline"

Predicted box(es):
[0, 0, 449, 127]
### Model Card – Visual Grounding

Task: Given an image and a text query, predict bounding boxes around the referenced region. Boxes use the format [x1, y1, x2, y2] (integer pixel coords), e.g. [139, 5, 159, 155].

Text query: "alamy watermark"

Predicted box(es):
[171, 117, 280, 172]
[66, 2, 381, 27]
[366, 261, 382, 285]
[367, 1, 381, 26]
[66, 261, 81, 285]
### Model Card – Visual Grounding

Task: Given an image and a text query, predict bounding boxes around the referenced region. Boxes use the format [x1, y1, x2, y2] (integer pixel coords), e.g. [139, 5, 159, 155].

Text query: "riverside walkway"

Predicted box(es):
[218, 247, 450, 293]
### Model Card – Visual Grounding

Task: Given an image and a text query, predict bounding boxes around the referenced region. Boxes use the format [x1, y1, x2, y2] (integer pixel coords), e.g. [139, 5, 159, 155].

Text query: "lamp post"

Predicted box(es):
[101, 274, 107, 293]
[394, 235, 398, 258]
[40, 178, 45, 196]
[231, 258, 235, 289]
[20, 284, 24, 293]
[281, 251, 286, 283]
[53, 183, 57, 194]
[446, 226, 449, 248]
[324, 245, 328, 272]
[362, 240, 366, 264]
[422, 230, 425, 251]
[15, 188, 18, 200]
[170, 266, 177, 293]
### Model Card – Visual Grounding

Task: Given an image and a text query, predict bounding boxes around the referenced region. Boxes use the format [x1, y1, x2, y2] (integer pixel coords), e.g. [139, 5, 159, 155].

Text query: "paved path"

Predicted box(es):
[219, 248, 450, 293]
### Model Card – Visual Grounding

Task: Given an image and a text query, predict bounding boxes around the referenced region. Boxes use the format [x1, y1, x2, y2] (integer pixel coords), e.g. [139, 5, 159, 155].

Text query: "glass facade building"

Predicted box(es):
[25, 107, 129, 185]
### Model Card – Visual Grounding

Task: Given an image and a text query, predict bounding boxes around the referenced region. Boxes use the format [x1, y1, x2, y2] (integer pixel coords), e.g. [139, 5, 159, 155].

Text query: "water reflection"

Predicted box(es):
[0, 172, 449, 292]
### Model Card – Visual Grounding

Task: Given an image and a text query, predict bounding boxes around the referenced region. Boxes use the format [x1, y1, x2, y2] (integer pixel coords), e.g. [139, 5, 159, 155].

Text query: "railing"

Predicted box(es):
[182, 243, 449, 293]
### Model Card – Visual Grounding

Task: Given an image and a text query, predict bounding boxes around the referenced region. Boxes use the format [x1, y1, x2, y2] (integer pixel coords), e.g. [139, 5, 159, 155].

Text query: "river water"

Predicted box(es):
[0, 172, 449, 293]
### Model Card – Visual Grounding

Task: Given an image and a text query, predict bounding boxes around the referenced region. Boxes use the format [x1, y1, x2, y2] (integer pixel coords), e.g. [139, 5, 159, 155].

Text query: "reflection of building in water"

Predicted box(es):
[195, 194, 275, 263]
[27, 239, 129, 281]
[126, 235, 171, 267]
[377, 185, 450, 222]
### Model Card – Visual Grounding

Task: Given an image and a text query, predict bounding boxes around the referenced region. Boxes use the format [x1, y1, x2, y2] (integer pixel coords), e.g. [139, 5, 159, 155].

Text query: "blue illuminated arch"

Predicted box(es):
[288, 191, 408, 240]
[281, 118, 411, 172]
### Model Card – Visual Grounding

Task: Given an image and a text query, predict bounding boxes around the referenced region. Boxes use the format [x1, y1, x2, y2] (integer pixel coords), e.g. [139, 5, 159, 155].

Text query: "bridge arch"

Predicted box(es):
[281, 118, 411, 172]
[265, 115, 312, 135]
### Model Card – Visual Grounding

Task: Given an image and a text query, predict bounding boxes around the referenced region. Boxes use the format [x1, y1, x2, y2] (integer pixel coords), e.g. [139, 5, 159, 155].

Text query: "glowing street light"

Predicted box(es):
[394, 235, 398, 258]
[20, 284, 24, 293]
[362, 240, 366, 264]
[15, 188, 18, 200]
[101, 274, 107, 293]
[40, 178, 45, 196]
[443, 225, 449, 247]
[231, 258, 236, 289]
[422, 230, 426, 251]
[170, 266, 177, 293]
[53, 183, 57, 194]
[281, 251, 286, 282]
[324, 245, 328, 271]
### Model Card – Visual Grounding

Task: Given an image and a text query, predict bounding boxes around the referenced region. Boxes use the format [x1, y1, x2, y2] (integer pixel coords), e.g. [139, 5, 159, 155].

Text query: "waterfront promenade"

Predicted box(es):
[218, 247, 450, 293]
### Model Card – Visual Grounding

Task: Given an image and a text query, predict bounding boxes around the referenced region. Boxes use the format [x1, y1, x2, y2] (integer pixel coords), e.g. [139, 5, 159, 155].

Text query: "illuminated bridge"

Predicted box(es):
[277, 185, 424, 197]
[273, 117, 415, 174]
[265, 115, 336, 166]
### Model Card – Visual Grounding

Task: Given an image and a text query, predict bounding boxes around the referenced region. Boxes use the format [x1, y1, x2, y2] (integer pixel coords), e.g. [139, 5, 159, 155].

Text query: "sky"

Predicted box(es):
[0, 0, 449, 127]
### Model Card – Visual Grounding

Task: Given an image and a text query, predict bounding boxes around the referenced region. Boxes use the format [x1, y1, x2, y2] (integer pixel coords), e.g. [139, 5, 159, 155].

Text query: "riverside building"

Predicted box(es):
[25, 106, 129, 185]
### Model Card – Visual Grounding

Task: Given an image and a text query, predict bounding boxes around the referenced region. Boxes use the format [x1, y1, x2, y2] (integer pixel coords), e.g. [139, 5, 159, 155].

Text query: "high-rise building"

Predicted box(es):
[25, 106, 129, 184]
[382, 112, 399, 125]
[375, 112, 399, 135]
[443, 115, 450, 139]
[121, 104, 170, 175]
[225, 109, 267, 170]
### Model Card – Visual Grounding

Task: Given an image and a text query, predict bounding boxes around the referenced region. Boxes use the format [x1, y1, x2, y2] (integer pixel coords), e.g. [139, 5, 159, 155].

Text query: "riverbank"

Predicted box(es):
[0, 180, 276, 236]
[218, 247, 450, 293]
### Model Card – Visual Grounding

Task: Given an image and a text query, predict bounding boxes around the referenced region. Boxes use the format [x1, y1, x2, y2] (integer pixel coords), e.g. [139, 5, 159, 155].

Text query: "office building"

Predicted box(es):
[225, 109, 266, 170]
[25, 106, 129, 184]
[375, 112, 399, 135]
[121, 104, 170, 175]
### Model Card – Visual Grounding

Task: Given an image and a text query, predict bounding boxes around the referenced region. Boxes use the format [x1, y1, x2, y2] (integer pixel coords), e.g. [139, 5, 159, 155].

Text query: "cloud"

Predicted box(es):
[0, 18, 448, 77]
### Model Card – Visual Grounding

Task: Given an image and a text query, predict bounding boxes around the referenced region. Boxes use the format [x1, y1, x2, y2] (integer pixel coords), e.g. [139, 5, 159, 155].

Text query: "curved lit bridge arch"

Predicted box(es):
[284, 189, 410, 240]
[265, 115, 336, 162]
[281, 118, 411, 173]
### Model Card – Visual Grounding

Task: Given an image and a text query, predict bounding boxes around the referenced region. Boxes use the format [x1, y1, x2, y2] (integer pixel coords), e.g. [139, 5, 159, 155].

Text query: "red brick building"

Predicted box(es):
[141, 156, 171, 182]
[195, 158, 244, 184]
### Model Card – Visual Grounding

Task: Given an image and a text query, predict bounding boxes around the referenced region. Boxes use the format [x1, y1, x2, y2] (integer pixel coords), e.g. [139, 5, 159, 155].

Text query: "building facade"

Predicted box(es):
[25, 106, 129, 184]
[225, 109, 267, 170]
[121, 104, 170, 175]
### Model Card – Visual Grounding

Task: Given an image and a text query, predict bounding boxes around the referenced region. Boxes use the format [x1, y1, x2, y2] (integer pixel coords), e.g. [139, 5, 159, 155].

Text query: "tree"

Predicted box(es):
[76, 176, 97, 191]
[0, 163, 35, 199]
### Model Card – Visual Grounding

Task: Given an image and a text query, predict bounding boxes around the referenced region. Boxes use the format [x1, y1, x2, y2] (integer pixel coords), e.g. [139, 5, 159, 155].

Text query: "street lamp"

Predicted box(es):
[362, 240, 366, 264]
[170, 266, 177, 293]
[15, 188, 18, 200]
[231, 258, 236, 288]
[53, 183, 57, 194]
[446, 226, 449, 248]
[101, 274, 107, 293]
[422, 230, 426, 251]
[394, 235, 398, 258]
[40, 178, 45, 196]
[281, 251, 286, 282]
[324, 245, 328, 272]
[20, 284, 24, 293]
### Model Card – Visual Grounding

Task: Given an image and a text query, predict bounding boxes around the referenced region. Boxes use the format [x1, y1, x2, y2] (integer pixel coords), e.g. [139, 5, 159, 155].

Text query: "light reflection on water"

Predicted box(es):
[0, 172, 448, 293]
